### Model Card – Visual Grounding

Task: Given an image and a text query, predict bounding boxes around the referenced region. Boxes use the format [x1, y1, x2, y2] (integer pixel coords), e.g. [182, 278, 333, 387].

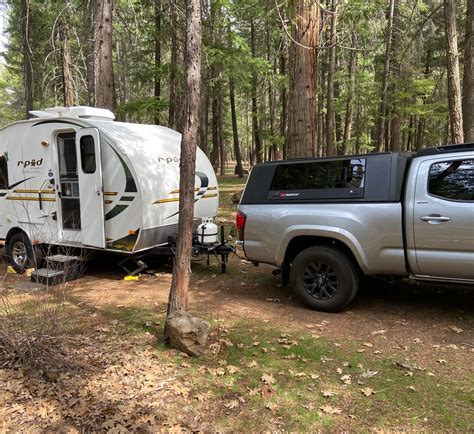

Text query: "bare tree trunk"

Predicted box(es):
[199, 81, 209, 154]
[389, 0, 402, 152]
[168, 1, 178, 129]
[21, 0, 33, 118]
[463, 0, 474, 141]
[230, 78, 244, 177]
[326, 0, 338, 157]
[210, 90, 220, 171]
[286, 0, 319, 158]
[83, 0, 95, 106]
[218, 98, 225, 176]
[94, 0, 115, 110]
[60, 18, 75, 107]
[167, 0, 202, 316]
[444, 0, 464, 143]
[280, 33, 288, 159]
[343, 29, 357, 153]
[376, 0, 395, 152]
[250, 18, 263, 163]
[154, 0, 162, 124]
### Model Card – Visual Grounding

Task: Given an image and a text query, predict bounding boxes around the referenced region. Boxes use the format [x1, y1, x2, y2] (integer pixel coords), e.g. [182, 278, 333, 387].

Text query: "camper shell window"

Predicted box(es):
[80, 135, 96, 174]
[0, 155, 8, 189]
[267, 158, 366, 201]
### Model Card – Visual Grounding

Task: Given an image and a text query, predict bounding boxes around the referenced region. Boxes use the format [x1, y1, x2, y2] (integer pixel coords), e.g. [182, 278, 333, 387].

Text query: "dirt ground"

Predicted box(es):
[1, 251, 473, 431]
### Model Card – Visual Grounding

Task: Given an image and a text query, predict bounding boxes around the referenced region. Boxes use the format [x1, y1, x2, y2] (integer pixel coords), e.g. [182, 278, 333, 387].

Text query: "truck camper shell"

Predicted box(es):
[0, 106, 218, 264]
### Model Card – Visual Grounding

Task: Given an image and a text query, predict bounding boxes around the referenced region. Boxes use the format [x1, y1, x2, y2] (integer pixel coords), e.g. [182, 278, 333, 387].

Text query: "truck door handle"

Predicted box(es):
[420, 214, 450, 222]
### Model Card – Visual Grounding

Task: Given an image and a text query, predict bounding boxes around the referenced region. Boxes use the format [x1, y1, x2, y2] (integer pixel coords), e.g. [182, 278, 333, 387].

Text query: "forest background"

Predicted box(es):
[0, 0, 472, 173]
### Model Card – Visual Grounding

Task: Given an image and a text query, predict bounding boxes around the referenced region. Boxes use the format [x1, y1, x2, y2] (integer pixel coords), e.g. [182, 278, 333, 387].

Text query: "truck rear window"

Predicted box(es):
[268, 158, 366, 201]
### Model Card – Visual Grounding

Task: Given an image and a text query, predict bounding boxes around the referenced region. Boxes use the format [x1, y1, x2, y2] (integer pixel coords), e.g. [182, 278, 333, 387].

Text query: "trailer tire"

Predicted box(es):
[290, 246, 359, 312]
[6, 232, 39, 273]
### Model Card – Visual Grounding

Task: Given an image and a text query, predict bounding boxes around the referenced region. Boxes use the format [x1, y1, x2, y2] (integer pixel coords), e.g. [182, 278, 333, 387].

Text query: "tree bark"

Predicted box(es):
[154, 0, 162, 124]
[285, 0, 319, 158]
[280, 28, 288, 159]
[83, 0, 95, 106]
[326, 0, 338, 157]
[218, 97, 225, 176]
[230, 78, 244, 177]
[21, 0, 33, 118]
[376, 0, 396, 152]
[94, 0, 115, 111]
[210, 90, 220, 171]
[167, 0, 202, 316]
[250, 18, 262, 164]
[343, 29, 357, 153]
[60, 19, 75, 107]
[463, 0, 474, 141]
[444, 0, 464, 143]
[168, 1, 178, 129]
[389, 0, 402, 152]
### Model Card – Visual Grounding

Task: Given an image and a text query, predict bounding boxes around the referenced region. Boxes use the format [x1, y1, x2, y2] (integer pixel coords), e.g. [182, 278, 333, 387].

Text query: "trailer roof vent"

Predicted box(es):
[30, 106, 115, 121]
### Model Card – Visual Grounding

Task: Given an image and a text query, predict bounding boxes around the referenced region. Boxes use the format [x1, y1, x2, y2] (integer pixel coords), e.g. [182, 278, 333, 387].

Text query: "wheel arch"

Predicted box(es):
[6, 227, 30, 244]
[283, 235, 365, 275]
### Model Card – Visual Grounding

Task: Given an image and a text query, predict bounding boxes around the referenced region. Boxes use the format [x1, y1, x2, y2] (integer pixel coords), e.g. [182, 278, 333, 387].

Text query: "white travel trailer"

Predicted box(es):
[0, 106, 219, 272]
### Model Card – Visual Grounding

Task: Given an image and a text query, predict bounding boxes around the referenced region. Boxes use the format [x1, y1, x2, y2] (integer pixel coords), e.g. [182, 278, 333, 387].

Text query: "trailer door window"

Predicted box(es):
[0, 154, 8, 189]
[80, 135, 96, 174]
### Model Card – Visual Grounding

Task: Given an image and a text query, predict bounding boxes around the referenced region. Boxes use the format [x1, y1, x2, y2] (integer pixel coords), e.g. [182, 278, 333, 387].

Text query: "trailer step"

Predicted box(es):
[30, 254, 85, 285]
[30, 269, 65, 286]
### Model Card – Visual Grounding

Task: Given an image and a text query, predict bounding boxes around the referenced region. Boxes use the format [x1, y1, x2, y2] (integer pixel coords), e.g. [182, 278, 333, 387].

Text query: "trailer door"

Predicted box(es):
[75, 128, 106, 249]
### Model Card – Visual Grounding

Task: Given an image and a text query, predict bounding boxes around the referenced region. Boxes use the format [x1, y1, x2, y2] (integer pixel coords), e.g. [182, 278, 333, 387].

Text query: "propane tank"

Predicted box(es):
[197, 218, 218, 245]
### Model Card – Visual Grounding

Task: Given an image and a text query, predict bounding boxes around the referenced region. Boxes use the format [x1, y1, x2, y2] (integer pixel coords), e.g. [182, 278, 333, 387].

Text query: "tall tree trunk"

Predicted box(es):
[210, 90, 220, 171]
[343, 29, 357, 153]
[154, 0, 162, 124]
[444, 0, 464, 143]
[389, 0, 402, 152]
[286, 0, 319, 158]
[167, 0, 202, 316]
[21, 0, 33, 118]
[94, 0, 115, 110]
[200, 80, 209, 154]
[218, 98, 225, 176]
[168, 1, 178, 129]
[250, 18, 262, 163]
[83, 0, 95, 106]
[60, 19, 75, 107]
[326, 0, 338, 157]
[279, 14, 288, 159]
[230, 78, 244, 177]
[463, 0, 474, 141]
[376, 0, 396, 152]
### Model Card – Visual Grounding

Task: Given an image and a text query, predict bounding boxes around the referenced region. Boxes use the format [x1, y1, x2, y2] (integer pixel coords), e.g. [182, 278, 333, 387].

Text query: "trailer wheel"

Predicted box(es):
[290, 246, 359, 312]
[6, 232, 39, 273]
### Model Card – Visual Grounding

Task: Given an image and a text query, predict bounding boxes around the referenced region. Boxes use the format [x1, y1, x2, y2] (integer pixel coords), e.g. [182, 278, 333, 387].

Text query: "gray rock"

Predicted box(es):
[165, 312, 210, 357]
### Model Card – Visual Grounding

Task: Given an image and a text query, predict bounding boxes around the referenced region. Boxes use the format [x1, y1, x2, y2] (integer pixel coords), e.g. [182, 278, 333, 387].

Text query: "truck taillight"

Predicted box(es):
[236, 210, 246, 241]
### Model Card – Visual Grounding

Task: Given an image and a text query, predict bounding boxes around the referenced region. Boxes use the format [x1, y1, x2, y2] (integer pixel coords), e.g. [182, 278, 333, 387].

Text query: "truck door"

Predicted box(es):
[75, 128, 106, 249]
[413, 157, 474, 280]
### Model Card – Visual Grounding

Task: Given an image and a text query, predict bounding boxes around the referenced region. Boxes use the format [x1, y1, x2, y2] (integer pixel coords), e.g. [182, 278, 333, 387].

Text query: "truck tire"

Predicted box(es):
[6, 232, 39, 273]
[289, 246, 359, 312]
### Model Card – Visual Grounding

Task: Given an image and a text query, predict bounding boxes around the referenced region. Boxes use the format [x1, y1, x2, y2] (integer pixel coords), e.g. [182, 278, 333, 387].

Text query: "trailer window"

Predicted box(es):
[80, 135, 96, 174]
[428, 159, 474, 201]
[0, 154, 8, 189]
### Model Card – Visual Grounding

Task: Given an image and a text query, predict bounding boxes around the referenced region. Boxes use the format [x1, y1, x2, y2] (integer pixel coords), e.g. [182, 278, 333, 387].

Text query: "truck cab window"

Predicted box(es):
[80, 135, 96, 174]
[0, 155, 8, 189]
[428, 159, 474, 201]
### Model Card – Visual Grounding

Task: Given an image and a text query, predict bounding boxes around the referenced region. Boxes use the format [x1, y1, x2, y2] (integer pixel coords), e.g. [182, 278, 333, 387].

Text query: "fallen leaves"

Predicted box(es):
[261, 373, 276, 385]
[360, 387, 375, 397]
[320, 405, 342, 415]
[340, 374, 352, 385]
[322, 390, 336, 397]
[449, 325, 464, 334]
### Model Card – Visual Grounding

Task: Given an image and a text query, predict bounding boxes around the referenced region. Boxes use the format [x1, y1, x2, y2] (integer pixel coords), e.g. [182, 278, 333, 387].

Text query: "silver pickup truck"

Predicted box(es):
[236, 144, 474, 312]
